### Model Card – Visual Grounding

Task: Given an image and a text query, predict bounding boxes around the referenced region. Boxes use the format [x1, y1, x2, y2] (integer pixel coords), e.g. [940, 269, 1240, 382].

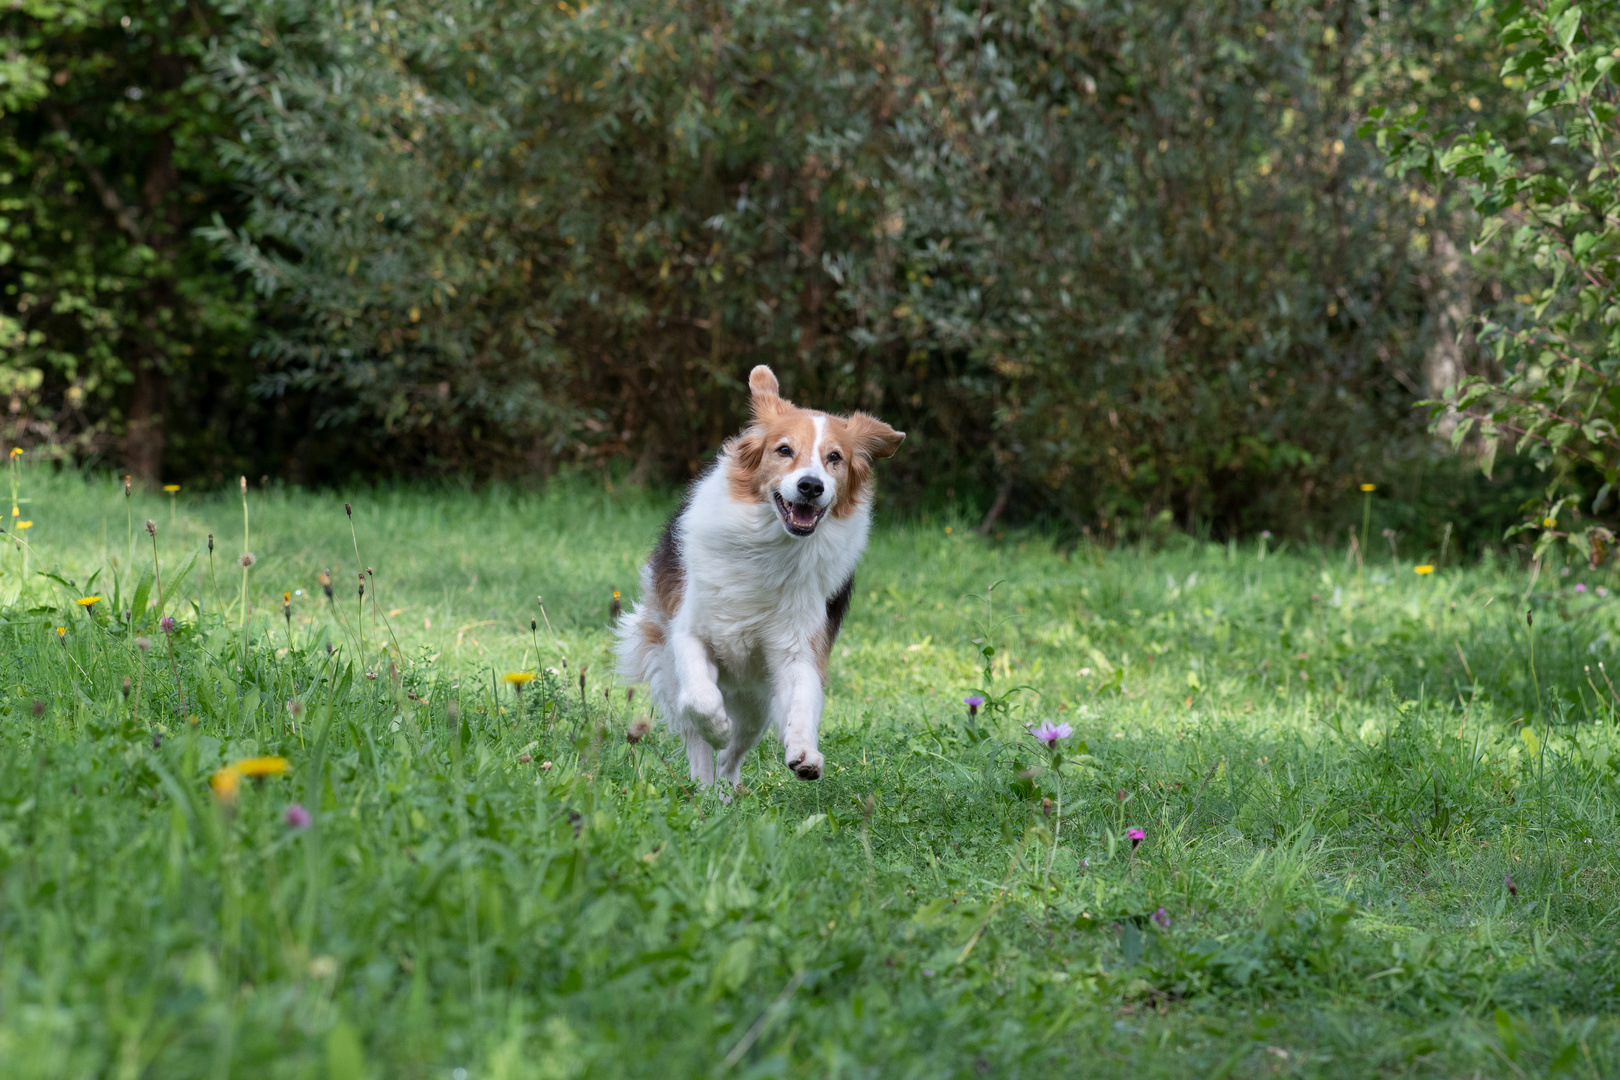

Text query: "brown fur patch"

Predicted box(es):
[827, 412, 905, 519]
[812, 575, 855, 681]
[726, 411, 819, 504]
[649, 507, 685, 615]
[637, 617, 665, 648]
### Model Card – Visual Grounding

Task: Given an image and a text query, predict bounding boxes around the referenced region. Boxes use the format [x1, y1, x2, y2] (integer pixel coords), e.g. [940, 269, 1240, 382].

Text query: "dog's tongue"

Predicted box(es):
[789, 502, 818, 528]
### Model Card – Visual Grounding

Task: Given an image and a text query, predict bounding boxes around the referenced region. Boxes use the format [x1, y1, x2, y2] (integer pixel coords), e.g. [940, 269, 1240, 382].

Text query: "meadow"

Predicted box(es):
[1, 465, 1618, 1078]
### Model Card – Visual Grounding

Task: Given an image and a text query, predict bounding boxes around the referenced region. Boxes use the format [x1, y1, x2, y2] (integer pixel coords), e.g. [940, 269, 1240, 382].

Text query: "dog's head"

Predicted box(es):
[727, 365, 904, 538]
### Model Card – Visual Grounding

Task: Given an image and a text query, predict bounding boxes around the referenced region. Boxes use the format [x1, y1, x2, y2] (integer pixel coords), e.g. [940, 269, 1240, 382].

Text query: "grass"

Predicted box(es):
[1, 466, 1619, 1078]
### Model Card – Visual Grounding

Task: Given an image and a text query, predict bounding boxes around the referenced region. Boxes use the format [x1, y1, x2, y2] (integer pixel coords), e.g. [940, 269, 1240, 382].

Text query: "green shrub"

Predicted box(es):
[204, 0, 1495, 532]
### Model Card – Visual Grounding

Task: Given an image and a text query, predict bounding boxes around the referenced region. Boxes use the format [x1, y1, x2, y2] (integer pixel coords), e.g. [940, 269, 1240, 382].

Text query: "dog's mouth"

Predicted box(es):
[773, 493, 826, 537]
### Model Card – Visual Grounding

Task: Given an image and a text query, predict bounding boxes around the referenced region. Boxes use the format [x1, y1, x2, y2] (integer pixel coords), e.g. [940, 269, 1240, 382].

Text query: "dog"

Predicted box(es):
[615, 365, 904, 786]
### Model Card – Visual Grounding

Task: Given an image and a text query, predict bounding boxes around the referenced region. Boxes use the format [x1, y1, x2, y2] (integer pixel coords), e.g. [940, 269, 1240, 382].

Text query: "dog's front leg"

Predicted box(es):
[670, 628, 730, 748]
[776, 656, 825, 780]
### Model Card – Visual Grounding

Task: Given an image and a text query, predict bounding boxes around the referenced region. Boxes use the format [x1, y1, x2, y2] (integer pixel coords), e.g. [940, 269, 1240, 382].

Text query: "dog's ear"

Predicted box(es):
[748, 365, 786, 421]
[730, 428, 766, 472]
[846, 412, 905, 459]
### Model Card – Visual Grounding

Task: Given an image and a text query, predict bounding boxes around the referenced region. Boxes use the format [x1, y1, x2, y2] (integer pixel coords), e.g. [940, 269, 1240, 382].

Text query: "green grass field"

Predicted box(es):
[1, 467, 1618, 1078]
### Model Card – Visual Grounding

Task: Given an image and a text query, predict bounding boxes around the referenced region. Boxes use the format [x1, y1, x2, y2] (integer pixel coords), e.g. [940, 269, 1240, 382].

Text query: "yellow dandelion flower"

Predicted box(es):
[74, 596, 101, 608]
[54, 626, 65, 637]
[1414, 565, 1434, 575]
[8, 447, 20, 458]
[15, 521, 30, 530]
[503, 670, 536, 687]
[234, 756, 289, 778]
[1359, 483, 1376, 492]
[210, 766, 242, 803]
[163, 484, 180, 493]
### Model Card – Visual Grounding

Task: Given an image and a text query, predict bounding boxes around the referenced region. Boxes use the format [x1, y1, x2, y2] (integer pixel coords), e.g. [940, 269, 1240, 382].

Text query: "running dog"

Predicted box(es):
[615, 365, 904, 785]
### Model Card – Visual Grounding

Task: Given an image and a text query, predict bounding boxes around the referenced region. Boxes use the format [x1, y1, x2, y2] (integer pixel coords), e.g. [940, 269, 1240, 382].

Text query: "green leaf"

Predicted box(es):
[1553, 6, 1583, 52]
[153, 552, 198, 618]
[326, 1020, 366, 1080]
[131, 571, 153, 627]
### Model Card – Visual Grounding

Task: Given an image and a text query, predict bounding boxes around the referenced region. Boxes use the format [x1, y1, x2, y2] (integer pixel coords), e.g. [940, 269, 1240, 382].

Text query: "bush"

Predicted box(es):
[203, 0, 1499, 531]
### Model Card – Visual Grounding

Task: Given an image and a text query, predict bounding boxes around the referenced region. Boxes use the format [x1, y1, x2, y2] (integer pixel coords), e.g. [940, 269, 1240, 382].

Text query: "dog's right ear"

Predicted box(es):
[730, 428, 766, 472]
[748, 365, 785, 421]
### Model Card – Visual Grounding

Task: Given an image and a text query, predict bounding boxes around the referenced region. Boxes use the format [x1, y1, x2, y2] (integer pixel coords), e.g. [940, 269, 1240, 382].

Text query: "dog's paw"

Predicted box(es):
[677, 686, 730, 746]
[785, 746, 824, 781]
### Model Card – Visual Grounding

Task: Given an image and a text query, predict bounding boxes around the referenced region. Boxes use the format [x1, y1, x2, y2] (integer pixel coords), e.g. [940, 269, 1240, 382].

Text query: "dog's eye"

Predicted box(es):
[775, 444, 793, 457]
[826, 451, 842, 465]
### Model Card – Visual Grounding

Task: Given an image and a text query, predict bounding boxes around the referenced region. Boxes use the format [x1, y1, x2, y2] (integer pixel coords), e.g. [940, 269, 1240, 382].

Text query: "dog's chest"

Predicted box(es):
[687, 529, 855, 659]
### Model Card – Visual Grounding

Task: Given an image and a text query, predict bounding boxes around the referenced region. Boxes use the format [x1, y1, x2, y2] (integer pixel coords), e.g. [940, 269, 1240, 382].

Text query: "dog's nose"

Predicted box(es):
[797, 476, 824, 500]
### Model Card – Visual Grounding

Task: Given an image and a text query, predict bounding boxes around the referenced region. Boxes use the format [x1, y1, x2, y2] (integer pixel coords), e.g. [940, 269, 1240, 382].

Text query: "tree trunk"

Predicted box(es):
[126, 360, 168, 485]
[1424, 225, 1473, 438]
[125, 126, 179, 485]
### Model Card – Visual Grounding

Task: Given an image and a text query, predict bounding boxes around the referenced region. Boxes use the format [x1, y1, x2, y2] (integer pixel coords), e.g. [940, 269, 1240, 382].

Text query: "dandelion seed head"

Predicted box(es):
[239, 552, 256, 568]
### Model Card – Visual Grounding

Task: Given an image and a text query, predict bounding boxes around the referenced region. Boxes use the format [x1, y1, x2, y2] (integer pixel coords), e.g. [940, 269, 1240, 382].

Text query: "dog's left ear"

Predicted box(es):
[846, 412, 905, 459]
[748, 365, 787, 421]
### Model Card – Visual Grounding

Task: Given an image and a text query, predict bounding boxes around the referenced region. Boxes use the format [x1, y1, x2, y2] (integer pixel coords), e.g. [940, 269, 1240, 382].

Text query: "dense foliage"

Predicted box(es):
[1371, 0, 1620, 558]
[207, 0, 1500, 529]
[0, 0, 265, 479]
[0, 0, 1545, 534]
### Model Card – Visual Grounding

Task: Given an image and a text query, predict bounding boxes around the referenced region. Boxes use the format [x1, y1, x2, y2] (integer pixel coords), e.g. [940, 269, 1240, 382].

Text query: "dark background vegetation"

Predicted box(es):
[0, 0, 1548, 542]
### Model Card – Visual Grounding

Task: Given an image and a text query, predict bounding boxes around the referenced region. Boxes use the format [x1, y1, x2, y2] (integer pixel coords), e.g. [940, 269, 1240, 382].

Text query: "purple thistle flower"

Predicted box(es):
[284, 803, 311, 830]
[1576, 583, 1588, 593]
[1152, 907, 1170, 930]
[964, 695, 985, 718]
[160, 615, 175, 634]
[1127, 828, 1145, 849]
[1029, 721, 1073, 746]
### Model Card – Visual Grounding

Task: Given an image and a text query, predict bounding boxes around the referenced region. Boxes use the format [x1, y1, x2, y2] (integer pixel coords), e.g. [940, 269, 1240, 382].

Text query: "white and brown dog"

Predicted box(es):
[615, 365, 904, 785]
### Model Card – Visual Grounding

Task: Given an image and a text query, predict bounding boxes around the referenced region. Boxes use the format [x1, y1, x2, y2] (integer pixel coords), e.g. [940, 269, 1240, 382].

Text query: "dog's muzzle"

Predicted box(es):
[773, 492, 826, 536]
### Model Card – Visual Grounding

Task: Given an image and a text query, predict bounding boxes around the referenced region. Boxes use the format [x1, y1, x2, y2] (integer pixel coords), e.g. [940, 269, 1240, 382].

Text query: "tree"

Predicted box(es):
[0, 0, 257, 481]
[1367, 0, 1620, 563]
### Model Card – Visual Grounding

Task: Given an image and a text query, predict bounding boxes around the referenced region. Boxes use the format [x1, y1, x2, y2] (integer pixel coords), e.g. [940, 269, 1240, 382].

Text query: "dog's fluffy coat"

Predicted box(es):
[615, 366, 903, 785]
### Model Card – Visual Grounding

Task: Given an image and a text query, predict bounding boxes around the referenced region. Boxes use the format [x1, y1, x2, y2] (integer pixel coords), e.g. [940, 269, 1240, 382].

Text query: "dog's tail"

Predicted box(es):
[614, 563, 667, 688]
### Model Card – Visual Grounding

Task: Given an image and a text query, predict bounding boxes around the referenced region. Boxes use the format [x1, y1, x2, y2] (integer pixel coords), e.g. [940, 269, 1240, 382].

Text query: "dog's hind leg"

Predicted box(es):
[716, 691, 769, 787]
[683, 731, 718, 785]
